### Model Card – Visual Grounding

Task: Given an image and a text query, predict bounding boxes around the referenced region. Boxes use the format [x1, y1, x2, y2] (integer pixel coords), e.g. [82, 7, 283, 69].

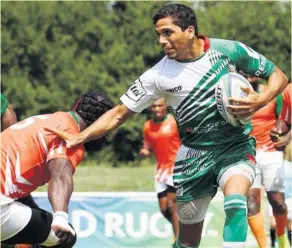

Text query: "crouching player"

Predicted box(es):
[0, 90, 114, 247]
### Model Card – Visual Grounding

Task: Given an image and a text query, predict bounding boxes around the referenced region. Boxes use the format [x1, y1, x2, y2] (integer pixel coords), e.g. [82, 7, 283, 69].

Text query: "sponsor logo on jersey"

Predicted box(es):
[255, 56, 267, 76]
[186, 121, 228, 135]
[166, 85, 182, 93]
[125, 79, 146, 102]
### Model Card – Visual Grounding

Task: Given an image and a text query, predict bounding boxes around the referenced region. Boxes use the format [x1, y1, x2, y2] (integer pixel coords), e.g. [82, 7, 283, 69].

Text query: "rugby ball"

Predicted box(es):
[215, 72, 253, 127]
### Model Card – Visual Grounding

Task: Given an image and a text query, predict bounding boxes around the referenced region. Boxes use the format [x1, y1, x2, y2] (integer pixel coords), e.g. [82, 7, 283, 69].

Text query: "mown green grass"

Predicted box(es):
[37, 160, 156, 192]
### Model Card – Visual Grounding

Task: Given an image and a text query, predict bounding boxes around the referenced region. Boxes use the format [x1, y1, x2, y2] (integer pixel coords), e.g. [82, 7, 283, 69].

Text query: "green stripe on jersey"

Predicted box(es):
[1, 93, 9, 116]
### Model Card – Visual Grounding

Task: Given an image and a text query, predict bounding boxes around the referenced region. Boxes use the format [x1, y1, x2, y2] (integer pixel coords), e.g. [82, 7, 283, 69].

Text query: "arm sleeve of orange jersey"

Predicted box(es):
[46, 139, 84, 172]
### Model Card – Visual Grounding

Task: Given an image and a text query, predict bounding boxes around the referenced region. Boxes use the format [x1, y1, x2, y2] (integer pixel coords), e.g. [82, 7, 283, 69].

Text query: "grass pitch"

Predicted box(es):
[37, 161, 155, 192]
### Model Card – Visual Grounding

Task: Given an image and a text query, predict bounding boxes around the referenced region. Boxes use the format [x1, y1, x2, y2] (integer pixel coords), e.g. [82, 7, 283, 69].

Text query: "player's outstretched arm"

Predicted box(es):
[47, 158, 76, 243]
[45, 104, 135, 148]
[81, 103, 135, 142]
[229, 67, 288, 117]
[47, 158, 74, 213]
[1, 104, 17, 131]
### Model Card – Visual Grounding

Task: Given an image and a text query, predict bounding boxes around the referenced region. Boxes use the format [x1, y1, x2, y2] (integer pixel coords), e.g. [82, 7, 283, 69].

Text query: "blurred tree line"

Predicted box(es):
[1, 1, 291, 165]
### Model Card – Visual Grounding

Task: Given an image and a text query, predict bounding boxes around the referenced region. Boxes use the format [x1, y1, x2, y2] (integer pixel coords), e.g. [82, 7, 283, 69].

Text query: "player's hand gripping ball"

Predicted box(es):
[215, 72, 254, 127]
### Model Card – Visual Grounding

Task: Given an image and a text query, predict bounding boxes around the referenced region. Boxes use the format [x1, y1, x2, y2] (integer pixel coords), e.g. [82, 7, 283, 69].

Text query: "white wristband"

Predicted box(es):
[52, 211, 75, 235]
[53, 211, 68, 221]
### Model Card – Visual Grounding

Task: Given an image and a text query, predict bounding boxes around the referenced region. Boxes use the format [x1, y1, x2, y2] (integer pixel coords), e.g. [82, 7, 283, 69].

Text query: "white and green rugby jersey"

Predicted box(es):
[120, 37, 275, 148]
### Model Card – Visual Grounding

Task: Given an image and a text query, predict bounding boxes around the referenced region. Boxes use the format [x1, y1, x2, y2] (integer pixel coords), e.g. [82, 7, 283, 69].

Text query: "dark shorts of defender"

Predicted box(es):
[1, 195, 76, 248]
[173, 138, 256, 202]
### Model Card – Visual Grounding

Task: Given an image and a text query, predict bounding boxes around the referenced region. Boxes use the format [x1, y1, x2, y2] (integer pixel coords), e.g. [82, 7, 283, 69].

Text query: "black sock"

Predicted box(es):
[270, 228, 276, 247]
[288, 230, 292, 245]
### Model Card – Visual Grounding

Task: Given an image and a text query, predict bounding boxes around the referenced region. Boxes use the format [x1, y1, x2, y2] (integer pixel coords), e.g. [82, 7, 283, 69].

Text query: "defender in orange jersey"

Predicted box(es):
[140, 98, 181, 239]
[1, 90, 114, 247]
[245, 76, 289, 248]
[269, 83, 292, 247]
[270, 84, 291, 150]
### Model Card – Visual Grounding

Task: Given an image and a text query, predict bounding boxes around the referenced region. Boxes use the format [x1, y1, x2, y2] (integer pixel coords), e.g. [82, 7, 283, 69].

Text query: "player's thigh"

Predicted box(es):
[216, 139, 256, 195]
[16, 194, 40, 209]
[166, 187, 177, 202]
[158, 195, 168, 212]
[156, 181, 169, 210]
[165, 175, 177, 203]
[2, 203, 53, 245]
[1, 201, 32, 242]
[166, 187, 177, 212]
[259, 151, 284, 192]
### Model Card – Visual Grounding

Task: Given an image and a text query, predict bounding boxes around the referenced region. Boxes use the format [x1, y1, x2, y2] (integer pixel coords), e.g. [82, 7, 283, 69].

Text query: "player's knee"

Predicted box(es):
[159, 203, 168, 216]
[168, 199, 177, 215]
[160, 207, 170, 219]
[247, 195, 260, 216]
[270, 199, 287, 214]
[219, 163, 255, 194]
[177, 196, 211, 225]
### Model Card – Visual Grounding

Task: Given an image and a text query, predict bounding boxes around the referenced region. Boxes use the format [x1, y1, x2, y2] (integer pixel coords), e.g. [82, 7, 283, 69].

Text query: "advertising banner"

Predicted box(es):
[33, 192, 257, 248]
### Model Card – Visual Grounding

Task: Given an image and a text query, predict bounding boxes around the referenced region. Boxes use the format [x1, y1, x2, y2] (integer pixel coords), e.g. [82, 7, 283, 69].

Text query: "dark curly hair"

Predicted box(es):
[72, 90, 114, 126]
[152, 4, 199, 35]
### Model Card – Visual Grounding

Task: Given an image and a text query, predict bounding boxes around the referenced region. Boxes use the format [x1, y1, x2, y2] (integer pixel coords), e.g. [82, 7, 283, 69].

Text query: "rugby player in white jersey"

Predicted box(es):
[46, 4, 288, 248]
